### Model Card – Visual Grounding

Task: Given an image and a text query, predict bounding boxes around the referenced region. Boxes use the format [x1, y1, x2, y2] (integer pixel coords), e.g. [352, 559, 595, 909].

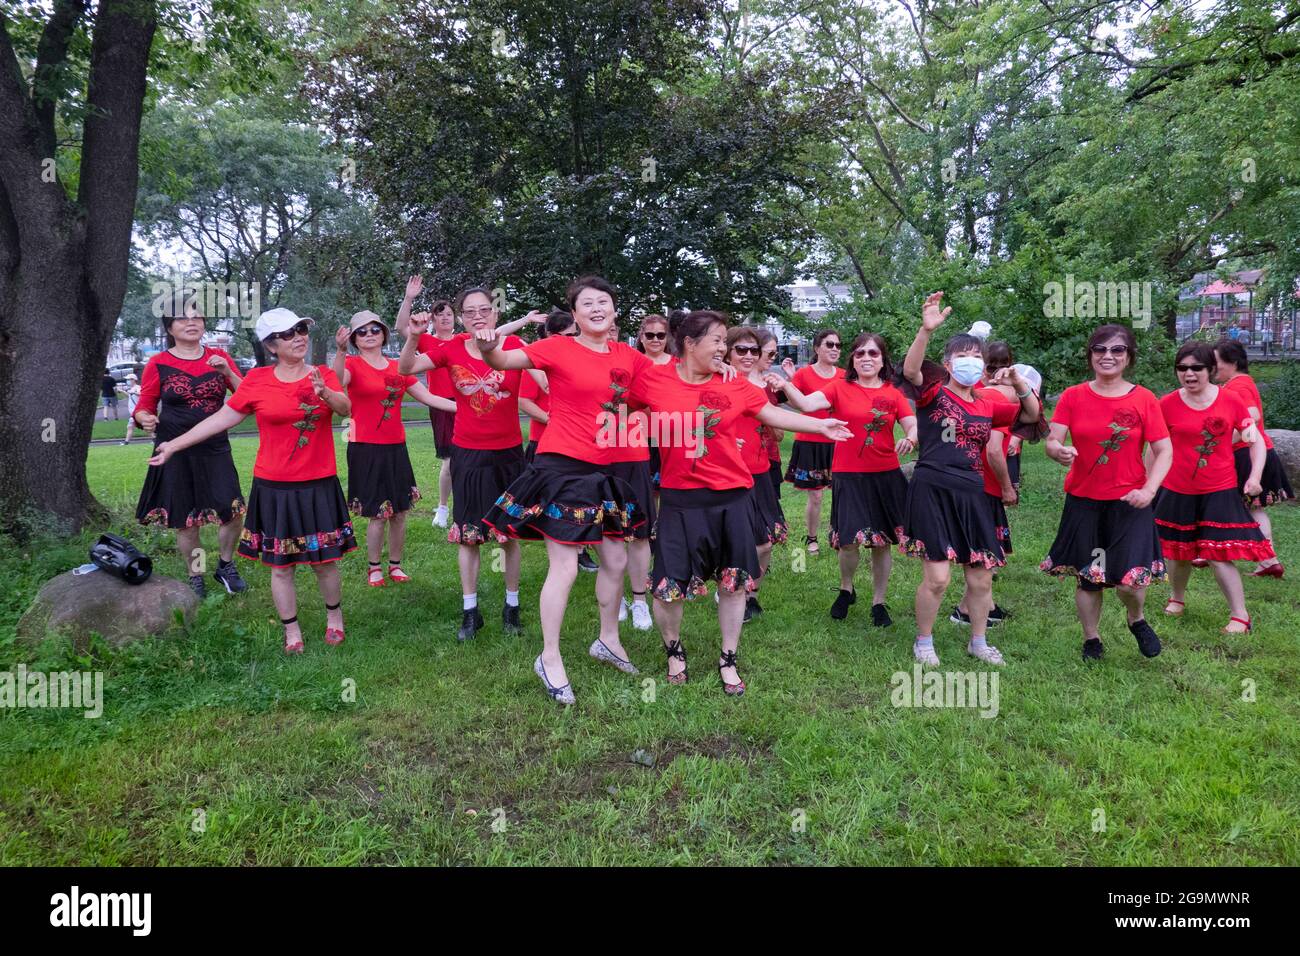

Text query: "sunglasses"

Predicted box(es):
[561, 329, 580, 337]
[1176, 363, 1208, 373]
[731, 345, 761, 356]
[354, 324, 385, 337]
[460, 307, 494, 319]
[823, 342, 842, 349]
[853, 348, 882, 359]
[642, 331, 668, 341]
[269, 321, 312, 342]
[1091, 344, 1129, 355]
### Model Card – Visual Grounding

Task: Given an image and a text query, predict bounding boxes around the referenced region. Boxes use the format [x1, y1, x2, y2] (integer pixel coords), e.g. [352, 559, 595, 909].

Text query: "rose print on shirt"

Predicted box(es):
[859, 398, 895, 456]
[691, 390, 730, 466]
[290, 383, 323, 459]
[1089, 406, 1140, 474]
[379, 373, 404, 427]
[600, 368, 633, 415]
[1193, 415, 1229, 474]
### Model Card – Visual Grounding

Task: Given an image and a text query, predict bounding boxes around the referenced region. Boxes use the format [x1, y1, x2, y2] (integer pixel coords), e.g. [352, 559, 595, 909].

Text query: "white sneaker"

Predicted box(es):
[913, 641, 940, 667]
[631, 601, 652, 631]
[618, 597, 629, 623]
[967, 641, 1005, 666]
[433, 505, 449, 528]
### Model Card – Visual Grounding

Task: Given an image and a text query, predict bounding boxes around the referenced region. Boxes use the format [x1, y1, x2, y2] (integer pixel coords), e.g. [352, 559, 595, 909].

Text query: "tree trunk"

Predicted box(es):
[0, 1, 157, 536]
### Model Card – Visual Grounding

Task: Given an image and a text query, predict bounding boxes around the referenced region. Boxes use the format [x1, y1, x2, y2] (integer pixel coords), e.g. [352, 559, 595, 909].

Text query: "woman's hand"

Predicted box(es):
[1051, 444, 1078, 467]
[1001, 485, 1019, 506]
[1244, 477, 1263, 498]
[335, 326, 351, 350]
[780, 357, 796, 376]
[717, 362, 737, 382]
[207, 354, 231, 375]
[406, 311, 431, 337]
[310, 367, 328, 399]
[991, 365, 1025, 392]
[1121, 487, 1155, 509]
[921, 291, 951, 331]
[135, 411, 158, 432]
[818, 418, 852, 441]
[895, 436, 915, 458]
[147, 441, 175, 466]
[523, 309, 548, 325]
[404, 274, 422, 302]
[763, 372, 785, 391]
[474, 327, 500, 351]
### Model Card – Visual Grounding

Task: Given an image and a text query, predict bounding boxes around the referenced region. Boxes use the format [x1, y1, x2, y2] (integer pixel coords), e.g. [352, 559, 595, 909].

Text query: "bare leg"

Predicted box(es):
[838, 543, 860, 591]
[313, 562, 343, 631]
[1209, 561, 1249, 625]
[1167, 559, 1192, 609]
[216, 516, 242, 563]
[915, 560, 951, 636]
[439, 458, 452, 508]
[652, 597, 687, 680]
[365, 517, 386, 564]
[870, 545, 892, 605]
[502, 539, 521, 593]
[539, 540, 579, 686]
[718, 587, 746, 684]
[755, 541, 773, 583]
[458, 543, 480, 598]
[176, 526, 202, 575]
[1253, 508, 1279, 568]
[388, 511, 407, 563]
[1075, 587, 1104, 642]
[626, 538, 651, 603]
[1114, 584, 1148, 626]
[595, 537, 630, 657]
[270, 566, 301, 643]
[805, 488, 823, 546]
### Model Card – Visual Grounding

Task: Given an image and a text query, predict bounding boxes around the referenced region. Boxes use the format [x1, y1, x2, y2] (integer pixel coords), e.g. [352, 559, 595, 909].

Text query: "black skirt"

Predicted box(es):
[1235, 446, 1294, 509]
[990, 494, 1013, 555]
[237, 476, 357, 567]
[1007, 452, 1022, 489]
[430, 408, 455, 460]
[651, 487, 761, 601]
[609, 458, 656, 541]
[829, 470, 907, 548]
[449, 443, 524, 545]
[137, 445, 246, 530]
[649, 445, 662, 488]
[901, 473, 1006, 568]
[524, 439, 539, 463]
[1153, 487, 1275, 563]
[750, 471, 789, 545]
[768, 459, 783, 496]
[1040, 493, 1166, 588]
[784, 440, 833, 490]
[482, 452, 645, 544]
[346, 441, 420, 519]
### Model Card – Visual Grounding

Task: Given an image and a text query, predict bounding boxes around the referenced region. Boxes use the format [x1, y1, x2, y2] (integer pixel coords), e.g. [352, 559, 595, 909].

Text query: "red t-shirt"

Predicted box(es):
[976, 386, 1018, 497]
[519, 372, 549, 443]
[738, 410, 768, 474]
[525, 336, 653, 465]
[1051, 382, 1168, 500]
[625, 364, 769, 490]
[417, 333, 457, 399]
[1222, 374, 1274, 450]
[428, 333, 523, 450]
[344, 356, 417, 445]
[136, 347, 241, 450]
[790, 365, 846, 443]
[227, 366, 342, 481]
[1159, 387, 1252, 495]
[816, 378, 911, 474]
[761, 386, 783, 463]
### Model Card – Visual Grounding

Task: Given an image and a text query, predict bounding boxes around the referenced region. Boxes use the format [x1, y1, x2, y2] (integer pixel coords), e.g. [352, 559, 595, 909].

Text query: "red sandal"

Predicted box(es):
[367, 563, 386, 588]
[282, 616, 304, 655]
[1163, 598, 1185, 617]
[1251, 563, 1284, 579]
[1222, 616, 1252, 634]
[387, 561, 411, 583]
[324, 601, 345, 646]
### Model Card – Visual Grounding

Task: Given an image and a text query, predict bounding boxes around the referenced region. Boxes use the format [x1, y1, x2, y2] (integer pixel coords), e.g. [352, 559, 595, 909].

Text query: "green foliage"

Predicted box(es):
[1263, 362, 1300, 431]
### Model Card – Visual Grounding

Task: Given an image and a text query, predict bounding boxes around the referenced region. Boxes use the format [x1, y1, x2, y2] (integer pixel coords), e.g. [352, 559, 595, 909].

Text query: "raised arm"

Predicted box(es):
[904, 291, 950, 386]
[493, 310, 548, 339]
[474, 327, 534, 371]
[332, 327, 351, 387]
[398, 312, 435, 376]
[394, 274, 422, 337]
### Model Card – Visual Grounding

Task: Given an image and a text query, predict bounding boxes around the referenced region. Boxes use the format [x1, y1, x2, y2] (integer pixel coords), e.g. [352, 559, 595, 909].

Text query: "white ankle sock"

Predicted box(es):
[463, 594, 477, 610]
[505, 590, 519, 607]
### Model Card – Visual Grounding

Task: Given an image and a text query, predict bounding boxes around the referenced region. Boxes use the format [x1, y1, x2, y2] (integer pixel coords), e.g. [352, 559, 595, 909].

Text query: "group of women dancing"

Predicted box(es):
[131, 279, 1291, 702]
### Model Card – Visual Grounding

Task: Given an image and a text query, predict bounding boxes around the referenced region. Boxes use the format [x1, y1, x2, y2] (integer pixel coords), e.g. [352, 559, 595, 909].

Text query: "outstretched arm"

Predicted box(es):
[406, 380, 456, 413]
[147, 405, 248, 465]
[756, 403, 850, 441]
[904, 291, 950, 386]
[474, 327, 535, 371]
[766, 373, 829, 412]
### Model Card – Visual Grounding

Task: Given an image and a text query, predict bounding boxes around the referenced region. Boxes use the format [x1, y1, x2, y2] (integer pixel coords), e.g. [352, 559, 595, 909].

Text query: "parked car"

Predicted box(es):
[106, 362, 140, 383]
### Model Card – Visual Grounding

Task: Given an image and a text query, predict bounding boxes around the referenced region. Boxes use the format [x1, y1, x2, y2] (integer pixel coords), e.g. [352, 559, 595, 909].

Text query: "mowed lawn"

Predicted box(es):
[1, 430, 1298, 865]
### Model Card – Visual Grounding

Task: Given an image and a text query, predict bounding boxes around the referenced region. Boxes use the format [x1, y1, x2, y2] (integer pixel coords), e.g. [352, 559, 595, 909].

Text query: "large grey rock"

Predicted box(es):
[17, 570, 199, 651]
[1266, 429, 1300, 494]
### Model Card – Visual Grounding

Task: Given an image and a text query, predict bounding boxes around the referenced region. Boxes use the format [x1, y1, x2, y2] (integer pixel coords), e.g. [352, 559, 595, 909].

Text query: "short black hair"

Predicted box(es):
[673, 310, 729, 355]
[454, 287, 494, 313]
[544, 309, 574, 337]
[1214, 338, 1249, 372]
[566, 275, 618, 311]
[942, 333, 983, 362]
[1175, 340, 1216, 368]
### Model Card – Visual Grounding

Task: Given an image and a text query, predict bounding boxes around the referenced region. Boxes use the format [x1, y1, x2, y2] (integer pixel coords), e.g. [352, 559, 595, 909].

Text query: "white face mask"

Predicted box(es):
[950, 355, 985, 386]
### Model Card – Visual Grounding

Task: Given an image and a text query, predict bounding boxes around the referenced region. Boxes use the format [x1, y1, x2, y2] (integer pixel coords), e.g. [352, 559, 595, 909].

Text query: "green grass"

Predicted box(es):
[1, 434, 1298, 865]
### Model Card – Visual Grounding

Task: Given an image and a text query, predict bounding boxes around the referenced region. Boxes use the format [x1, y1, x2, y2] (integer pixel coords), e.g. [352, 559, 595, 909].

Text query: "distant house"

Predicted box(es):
[1180, 269, 1298, 355]
[777, 281, 855, 363]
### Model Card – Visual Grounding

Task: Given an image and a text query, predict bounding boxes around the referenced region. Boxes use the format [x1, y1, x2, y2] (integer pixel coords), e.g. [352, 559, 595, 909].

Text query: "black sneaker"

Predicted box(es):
[1129, 619, 1162, 658]
[830, 588, 856, 620]
[502, 603, 522, 635]
[213, 560, 248, 594]
[949, 606, 970, 625]
[457, 608, 485, 642]
[577, 549, 599, 573]
[951, 605, 1009, 626]
[1082, 638, 1105, 661]
[989, 604, 1011, 624]
[187, 574, 207, 600]
[746, 595, 763, 618]
[870, 603, 892, 628]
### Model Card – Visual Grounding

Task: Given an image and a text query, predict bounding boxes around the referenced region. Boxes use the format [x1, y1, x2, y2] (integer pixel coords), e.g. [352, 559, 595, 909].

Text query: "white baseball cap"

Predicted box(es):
[1013, 363, 1042, 393]
[255, 308, 314, 342]
[967, 321, 993, 340]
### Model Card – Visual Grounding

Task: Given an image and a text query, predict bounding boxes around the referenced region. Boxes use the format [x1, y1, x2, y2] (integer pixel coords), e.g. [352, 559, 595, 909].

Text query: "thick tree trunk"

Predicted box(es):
[0, 1, 157, 536]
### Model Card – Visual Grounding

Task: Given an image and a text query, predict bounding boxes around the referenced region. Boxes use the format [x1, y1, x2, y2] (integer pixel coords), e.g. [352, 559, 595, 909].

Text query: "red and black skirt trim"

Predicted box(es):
[1153, 486, 1276, 563]
[237, 476, 357, 566]
[651, 486, 761, 602]
[784, 440, 833, 490]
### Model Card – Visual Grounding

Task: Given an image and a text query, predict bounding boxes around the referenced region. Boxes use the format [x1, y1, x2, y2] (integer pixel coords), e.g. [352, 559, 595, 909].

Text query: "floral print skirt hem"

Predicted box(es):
[1041, 493, 1166, 587]
[237, 476, 357, 566]
[652, 486, 762, 600]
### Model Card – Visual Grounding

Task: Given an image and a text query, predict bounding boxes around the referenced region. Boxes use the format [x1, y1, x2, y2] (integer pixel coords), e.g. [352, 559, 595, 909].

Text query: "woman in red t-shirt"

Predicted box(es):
[754, 329, 786, 497]
[332, 310, 455, 588]
[133, 291, 247, 600]
[396, 276, 459, 528]
[1042, 324, 1173, 660]
[627, 311, 850, 696]
[1213, 339, 1291, 577]
[725, 327, 789, 623]
[638, 314, 675, 492]
[778, 332, 916, 629]
[778, 329, 845, 555]
[399, 288, 536, 642]
[149, 308, 356, 655]
[478, 276, 655, 704]
[899, 293, 1040, 667]
[1155, 341, 1273, 634]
